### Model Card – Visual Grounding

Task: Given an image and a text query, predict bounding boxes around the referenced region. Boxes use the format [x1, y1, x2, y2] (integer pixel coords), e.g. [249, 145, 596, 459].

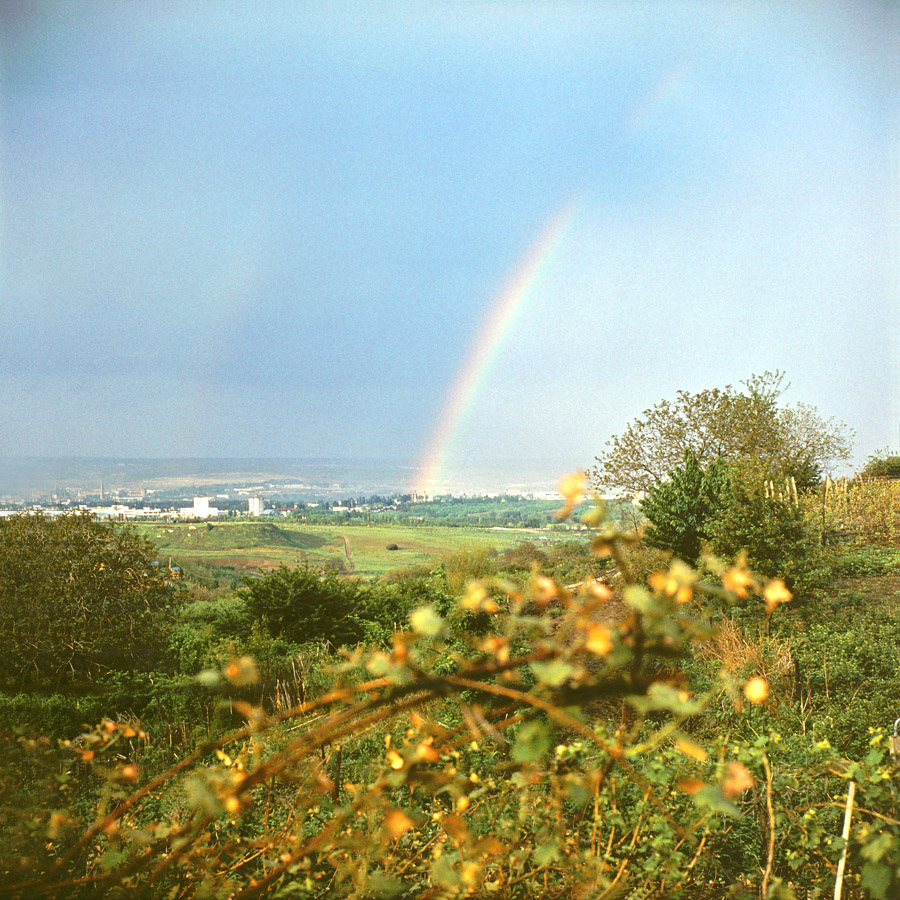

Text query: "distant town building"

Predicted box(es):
[248, 496, 264, 516]
[175, 497, 221, 519]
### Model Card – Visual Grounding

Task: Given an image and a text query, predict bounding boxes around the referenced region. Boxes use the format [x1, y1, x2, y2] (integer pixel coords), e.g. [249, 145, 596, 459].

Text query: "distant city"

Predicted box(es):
[0, 457, 574, 516]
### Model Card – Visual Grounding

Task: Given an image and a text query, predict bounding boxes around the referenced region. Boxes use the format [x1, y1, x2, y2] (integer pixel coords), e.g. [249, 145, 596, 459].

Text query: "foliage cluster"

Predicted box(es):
[862, 449, 900, 480]
[640, 451, 729, 563]
[0, 512, 179, 688]
[3, 497, 900, 898]
[639, 453, 827, 595]
[593, 372, 852, 494]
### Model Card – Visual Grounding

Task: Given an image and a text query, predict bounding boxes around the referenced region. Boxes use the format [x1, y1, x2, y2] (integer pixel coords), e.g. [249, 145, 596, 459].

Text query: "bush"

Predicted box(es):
[0, 512, 179, 687]
[238, 566, 366, 647]
[168, 594, 254, 674]
[707, 474, 828, 596]
[862, 449, 900, 480]
[641, 451, 729, 563]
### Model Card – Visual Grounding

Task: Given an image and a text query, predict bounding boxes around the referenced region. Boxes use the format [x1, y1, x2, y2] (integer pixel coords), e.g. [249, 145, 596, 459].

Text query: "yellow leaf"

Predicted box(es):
[722, 761, 754, 798]
[744, 677, 769, 704]
[556, 472, 587, 519]
[585, 625, 613, 656]
[221, 656, 259, 687]
[678, 778, 705, 796]
[558, 471, 586, 500]
[675, 738, 709, 763]
[723, 566, 754, 599]
[763, 579, 792, 614]
[533, 576, 558, 605]
[384, 809, 415, 839]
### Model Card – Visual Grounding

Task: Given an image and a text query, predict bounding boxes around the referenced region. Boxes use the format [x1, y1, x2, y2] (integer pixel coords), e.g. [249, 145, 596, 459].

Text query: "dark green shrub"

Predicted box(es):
[708, 476, 828, 596]
[862, 450, 900, 480]
[0, 512, 180, 687]
[169, 594, 254, 673]
[641, 451, 729, 563]
[238, 566, 365, 647]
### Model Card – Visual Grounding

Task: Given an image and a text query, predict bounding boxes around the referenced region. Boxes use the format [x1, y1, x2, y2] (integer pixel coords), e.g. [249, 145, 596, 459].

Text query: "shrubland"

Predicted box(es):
[1, 379, 899, 897]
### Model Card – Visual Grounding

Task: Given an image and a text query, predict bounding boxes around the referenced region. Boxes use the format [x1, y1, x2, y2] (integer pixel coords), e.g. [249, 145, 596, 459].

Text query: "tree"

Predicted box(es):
[861, 448, 900, 479]
[0, 512, 178, 687]
[593, 372, 852, 494]
[640, 451, 729, 563]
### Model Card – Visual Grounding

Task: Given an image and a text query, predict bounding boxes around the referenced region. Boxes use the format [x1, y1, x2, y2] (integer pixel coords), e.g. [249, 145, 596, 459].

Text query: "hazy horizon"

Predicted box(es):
[0, 455, 580, 499]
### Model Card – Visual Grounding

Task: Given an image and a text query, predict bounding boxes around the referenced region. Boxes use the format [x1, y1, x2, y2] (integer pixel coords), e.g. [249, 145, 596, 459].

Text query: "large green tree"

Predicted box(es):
[0, 512, 178, 687]
[593, 372, 852, 495]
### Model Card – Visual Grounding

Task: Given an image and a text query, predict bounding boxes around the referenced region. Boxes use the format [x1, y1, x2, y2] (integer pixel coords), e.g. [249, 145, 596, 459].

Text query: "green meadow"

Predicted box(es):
[136, 519, 569, 580]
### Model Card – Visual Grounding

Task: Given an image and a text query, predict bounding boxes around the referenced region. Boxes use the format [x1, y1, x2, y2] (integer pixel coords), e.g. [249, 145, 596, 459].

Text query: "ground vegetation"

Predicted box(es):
[1, 470, 900, 898]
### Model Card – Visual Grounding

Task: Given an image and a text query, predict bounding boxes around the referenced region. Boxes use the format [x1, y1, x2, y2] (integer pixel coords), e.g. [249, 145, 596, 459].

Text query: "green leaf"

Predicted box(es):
[765, 878, 798, 899]
[693, 785, 741, 818]
[630, 682, 703, 716]
[566, 781, 591, 808]
[98, 848, 128, 871]
[861, 832, 897, 863]
[861, 861, 894, 898]
[624, 585, 653, 612]
[367, 869, 405, 899]
[195, 669, 222, 688]
[431, 851, 460, 887]
[512, 721, 552, 763]
[533, 840, 561, 867]
[410, 605, 446, 638]
[530, 659, 575, 688]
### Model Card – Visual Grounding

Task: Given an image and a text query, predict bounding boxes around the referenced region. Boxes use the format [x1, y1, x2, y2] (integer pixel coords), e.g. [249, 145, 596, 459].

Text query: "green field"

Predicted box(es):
[136, 519, 571, 580]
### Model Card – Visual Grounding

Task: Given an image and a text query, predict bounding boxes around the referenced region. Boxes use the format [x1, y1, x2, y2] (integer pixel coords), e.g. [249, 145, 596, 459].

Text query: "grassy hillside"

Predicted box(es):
[135, 520, 567, 580]
[141, 521, 327, 551]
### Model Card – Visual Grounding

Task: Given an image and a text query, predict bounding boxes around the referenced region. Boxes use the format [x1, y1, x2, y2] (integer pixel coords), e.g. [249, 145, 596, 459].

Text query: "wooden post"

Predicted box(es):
[833, 780, 856, 900]
[332, 744, 342, 804]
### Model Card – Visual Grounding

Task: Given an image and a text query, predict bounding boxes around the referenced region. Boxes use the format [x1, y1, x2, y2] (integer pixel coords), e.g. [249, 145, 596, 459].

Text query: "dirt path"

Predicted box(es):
[339, 533, 355, 573]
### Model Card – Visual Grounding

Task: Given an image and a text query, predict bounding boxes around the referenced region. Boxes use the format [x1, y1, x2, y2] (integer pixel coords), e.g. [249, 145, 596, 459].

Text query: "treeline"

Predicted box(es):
[291, 495, 586, 528]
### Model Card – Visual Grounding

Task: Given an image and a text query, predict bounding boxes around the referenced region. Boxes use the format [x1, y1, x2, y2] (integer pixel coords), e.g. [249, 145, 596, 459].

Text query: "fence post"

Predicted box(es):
[833, 780, 856, 900]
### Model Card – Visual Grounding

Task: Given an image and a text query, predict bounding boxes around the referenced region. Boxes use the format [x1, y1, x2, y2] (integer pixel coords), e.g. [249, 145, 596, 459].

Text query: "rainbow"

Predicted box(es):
[411, 194, 583, 495]
[410, 59, 697, 495]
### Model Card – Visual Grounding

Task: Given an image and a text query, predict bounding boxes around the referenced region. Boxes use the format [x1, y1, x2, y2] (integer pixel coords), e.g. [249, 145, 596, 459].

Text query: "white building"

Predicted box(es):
[248, 496, 264, 516]
[176, 497, 222, 519]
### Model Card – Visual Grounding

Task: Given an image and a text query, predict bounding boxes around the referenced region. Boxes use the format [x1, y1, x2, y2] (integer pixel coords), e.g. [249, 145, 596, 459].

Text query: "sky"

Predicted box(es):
[1, 1, 897, 492]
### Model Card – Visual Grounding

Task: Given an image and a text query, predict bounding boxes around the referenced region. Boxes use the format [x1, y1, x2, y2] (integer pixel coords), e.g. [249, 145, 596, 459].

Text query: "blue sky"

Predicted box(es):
[1, 1, 896, 484]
